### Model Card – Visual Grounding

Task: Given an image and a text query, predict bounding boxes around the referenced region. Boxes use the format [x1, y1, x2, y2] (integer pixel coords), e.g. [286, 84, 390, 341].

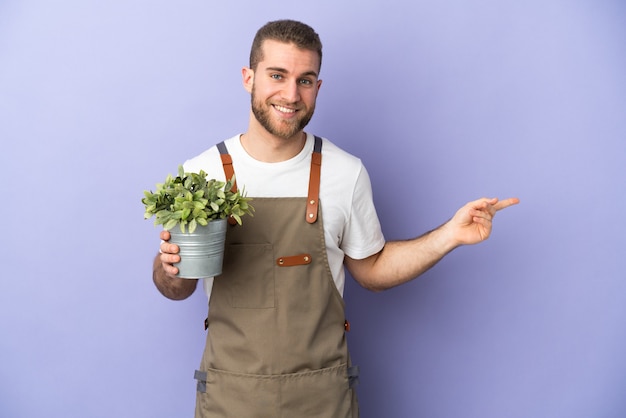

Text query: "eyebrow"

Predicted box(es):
[265, 66, 319, 78]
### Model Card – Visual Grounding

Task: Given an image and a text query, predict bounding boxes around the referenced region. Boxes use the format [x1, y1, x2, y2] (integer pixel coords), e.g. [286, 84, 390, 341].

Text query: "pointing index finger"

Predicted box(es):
[494, 197, 520, 211]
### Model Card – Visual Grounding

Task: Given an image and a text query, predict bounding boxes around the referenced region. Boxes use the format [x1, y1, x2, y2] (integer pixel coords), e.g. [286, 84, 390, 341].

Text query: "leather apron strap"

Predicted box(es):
[217, 136, 322, 223]
[216, 141, 237, 192]
[306, 137, 322, 223]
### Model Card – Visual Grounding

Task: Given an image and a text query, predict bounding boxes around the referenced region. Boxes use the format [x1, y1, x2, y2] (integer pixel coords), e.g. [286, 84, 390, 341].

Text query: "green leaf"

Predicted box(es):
[188, 219, 197, 233]
[164, 219, 178, 230]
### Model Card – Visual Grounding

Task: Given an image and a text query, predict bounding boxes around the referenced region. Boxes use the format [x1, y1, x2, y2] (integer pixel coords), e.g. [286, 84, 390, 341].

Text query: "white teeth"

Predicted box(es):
[274, 105, 296, 113]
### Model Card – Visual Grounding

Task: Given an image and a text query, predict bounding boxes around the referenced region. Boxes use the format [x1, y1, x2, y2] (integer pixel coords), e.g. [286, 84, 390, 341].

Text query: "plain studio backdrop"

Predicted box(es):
[1, 1, 625, 417]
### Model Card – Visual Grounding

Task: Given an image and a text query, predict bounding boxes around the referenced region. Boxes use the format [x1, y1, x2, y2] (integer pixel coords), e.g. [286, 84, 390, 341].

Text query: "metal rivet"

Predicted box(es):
[308, 213, 314, 218]
[304, 256, 310, 262]
[278, 259, 284, 264]
[310, 200, 315, 205]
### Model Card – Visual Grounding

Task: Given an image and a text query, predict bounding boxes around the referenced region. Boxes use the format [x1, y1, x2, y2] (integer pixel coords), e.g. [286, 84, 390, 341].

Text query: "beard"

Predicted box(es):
[250, 85, 315, 140]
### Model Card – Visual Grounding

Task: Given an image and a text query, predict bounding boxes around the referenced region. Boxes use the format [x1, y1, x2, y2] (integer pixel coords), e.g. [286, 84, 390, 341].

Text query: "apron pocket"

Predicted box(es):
[195, 368, 280, 418]
[221, 243, 275, 309]
[280, 363, 353, 418]
[195, 364, 354, 418]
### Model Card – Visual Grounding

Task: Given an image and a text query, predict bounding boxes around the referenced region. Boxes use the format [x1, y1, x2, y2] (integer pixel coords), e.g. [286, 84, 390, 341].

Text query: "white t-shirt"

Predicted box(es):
[183, 133, 386, 299]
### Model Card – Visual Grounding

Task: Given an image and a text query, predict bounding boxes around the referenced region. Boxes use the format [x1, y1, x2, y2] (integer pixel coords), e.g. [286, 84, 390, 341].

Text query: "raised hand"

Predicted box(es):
[447, 197, 520, 246]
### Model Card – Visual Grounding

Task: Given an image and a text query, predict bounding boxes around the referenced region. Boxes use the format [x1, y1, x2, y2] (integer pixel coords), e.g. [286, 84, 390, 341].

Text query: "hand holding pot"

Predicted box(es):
[159, 230, 180, 277]
[153, 230, 198, 300]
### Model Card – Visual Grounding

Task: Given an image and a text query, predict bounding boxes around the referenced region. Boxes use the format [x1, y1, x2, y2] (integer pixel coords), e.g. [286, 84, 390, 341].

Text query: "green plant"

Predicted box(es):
[142, 165, 253, 233]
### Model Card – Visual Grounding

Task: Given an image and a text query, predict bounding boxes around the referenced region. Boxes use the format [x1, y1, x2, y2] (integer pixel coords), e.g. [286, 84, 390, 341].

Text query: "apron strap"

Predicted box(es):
[348, 365, 360, 388]
[217, 141, 239, 226]
[306, 136, 322, 224]
[217, 136, 324, 224]
[217, 141, 237, 192]
[194, 370, 208, 393]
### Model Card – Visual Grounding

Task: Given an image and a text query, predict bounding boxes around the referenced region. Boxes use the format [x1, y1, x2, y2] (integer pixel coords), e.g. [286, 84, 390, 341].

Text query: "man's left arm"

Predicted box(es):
[344, 197, 520, 292]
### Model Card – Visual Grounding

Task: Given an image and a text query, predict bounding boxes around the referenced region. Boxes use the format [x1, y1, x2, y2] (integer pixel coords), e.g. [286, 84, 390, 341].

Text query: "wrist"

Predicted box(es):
[435, 221, 462, 252]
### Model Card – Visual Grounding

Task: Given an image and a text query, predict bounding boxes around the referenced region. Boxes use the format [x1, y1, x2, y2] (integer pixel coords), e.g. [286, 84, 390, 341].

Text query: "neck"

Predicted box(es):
[241, 114, 307, 162]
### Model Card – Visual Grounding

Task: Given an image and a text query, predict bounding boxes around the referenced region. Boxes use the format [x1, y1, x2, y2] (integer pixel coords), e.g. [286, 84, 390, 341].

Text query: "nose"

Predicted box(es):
[281, 79, 301, 103]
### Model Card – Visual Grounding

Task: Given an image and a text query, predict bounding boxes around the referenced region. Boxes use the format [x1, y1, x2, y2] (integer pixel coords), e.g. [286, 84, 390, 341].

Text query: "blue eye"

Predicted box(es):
[271, 74, 282, 80]
[299, 79, 312, 85]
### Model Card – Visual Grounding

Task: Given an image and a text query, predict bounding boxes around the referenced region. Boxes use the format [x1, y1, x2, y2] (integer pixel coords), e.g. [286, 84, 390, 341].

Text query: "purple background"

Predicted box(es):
[1, 1, 625, 417]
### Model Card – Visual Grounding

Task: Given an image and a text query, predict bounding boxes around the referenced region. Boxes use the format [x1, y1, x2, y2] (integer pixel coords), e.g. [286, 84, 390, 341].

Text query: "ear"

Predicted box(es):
[242, 67, 254, 93]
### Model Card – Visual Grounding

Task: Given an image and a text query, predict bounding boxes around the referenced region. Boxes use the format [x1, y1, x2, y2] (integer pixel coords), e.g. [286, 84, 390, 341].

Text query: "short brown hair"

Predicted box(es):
[249, 20, 323, 72]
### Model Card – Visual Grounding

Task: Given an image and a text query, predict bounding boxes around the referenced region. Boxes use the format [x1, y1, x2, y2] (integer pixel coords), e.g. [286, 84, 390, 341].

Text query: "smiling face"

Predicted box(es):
[244, 40, 322, 141]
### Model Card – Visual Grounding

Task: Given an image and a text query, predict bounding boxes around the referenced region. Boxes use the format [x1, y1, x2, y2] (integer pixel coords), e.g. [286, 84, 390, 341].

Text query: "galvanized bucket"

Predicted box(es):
[168, 219, 228, 279]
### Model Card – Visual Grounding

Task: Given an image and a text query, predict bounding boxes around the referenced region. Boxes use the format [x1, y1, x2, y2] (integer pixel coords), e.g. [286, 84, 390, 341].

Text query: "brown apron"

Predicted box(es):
[194, 137, 359, 417]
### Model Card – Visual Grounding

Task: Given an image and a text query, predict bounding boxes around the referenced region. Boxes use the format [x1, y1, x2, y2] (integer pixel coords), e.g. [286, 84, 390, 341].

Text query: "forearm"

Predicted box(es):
[152, 253, 198, 300]
[346, 223, 459, 292]
[345, 197, 519, 292]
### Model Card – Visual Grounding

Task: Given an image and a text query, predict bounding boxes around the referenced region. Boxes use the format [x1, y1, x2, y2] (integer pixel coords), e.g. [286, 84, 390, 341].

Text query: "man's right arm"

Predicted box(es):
[152, 231, 198, 300]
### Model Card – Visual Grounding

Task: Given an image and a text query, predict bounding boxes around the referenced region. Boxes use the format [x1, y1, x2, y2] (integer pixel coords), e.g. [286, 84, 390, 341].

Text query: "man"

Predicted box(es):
[153, 19, 519, 418]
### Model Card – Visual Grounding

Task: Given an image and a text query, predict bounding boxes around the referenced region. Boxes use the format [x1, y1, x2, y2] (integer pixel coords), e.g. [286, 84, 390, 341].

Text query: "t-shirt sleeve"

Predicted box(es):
[340, 164, 386, 260]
